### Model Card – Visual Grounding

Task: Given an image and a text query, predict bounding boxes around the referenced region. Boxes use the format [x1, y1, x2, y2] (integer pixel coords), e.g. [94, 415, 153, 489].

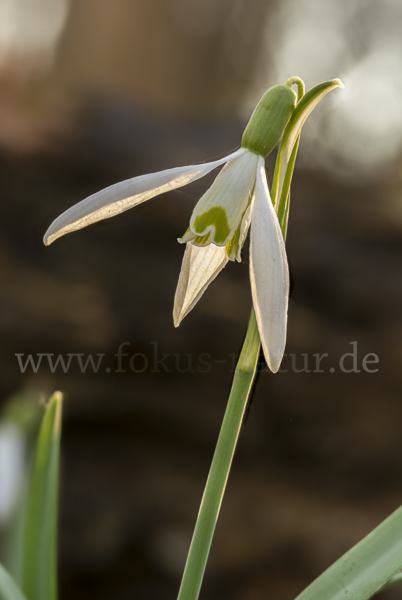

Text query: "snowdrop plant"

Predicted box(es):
[1, 72, 402, 600]
[44, 78, 342, 373]
[43, 76, 346, 600]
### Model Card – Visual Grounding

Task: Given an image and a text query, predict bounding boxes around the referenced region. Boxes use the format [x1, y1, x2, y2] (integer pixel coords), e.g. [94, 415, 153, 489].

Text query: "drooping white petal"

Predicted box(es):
[189, 150, 259, 246]
[44, 148, 246, 245]
[173, 243, 228, 327]
[249, 157, 289, 373]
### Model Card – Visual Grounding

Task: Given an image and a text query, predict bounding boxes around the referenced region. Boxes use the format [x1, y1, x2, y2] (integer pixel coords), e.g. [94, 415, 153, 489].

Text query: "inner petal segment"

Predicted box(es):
[189, 150, 259, 246]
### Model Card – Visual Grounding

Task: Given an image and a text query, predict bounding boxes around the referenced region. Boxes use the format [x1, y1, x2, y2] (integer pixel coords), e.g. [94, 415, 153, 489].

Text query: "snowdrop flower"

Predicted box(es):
[44, 78, 343, 372]
[173, 151, 289, 372]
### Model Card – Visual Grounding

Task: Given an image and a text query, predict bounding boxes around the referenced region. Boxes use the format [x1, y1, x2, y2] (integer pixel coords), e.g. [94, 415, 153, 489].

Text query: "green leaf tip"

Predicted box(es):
[22, 391, 63, 600]
[48, 391, 63, 436]
[331, 77, 345, 89]
[271, 77, 344, 213]
[282, 77, 344, 160]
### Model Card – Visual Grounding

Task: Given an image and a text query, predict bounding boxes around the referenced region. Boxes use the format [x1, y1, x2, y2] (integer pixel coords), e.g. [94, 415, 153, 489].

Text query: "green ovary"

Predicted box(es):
[193, 207, 231, 244]
[241, 84, 296, 158]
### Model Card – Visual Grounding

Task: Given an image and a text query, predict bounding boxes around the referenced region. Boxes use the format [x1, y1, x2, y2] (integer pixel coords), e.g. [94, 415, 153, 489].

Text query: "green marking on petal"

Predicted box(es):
[178, 227, 211, 246]
[192, 233, 211, 247]
[193, 207, 231, 245]
[225, 226, 241, 262]
[225, 185, 254, 262]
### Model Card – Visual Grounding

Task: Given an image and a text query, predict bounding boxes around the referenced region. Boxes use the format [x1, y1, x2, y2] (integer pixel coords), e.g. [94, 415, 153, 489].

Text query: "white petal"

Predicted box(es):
[249, 157, 289, 373]
[173, 243, 228, 327]
[225, 198, 253, 262]
[236, 201, 253, 262]
[189, 150, 259, 246]
[44, 148, 246, 245]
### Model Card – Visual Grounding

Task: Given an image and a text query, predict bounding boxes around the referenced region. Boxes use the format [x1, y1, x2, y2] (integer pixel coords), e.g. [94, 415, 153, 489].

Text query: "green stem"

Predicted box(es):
[285, 76, 305, 103]
[276, 134, 300, 233]
[177, 310, 261, 600]
[271, 81, 303, 212]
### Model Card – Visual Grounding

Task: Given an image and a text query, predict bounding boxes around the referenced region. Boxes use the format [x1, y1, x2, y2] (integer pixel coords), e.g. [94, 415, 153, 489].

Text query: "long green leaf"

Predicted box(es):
[272, 78, 344, 207]
[0, 564, 28, 600]
[22, 392, 63, 600]
[0, 391, 42, 583]
[294, 506, 402, 600]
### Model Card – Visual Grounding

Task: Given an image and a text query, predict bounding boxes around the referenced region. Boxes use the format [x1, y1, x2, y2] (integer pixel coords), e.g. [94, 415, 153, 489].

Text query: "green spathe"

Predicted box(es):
[241, 84, 297, 158]
[193, 207, 230, 245]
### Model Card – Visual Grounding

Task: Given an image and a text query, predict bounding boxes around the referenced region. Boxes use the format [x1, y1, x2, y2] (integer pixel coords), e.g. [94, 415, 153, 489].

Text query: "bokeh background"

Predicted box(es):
[0, 0, 402, 598]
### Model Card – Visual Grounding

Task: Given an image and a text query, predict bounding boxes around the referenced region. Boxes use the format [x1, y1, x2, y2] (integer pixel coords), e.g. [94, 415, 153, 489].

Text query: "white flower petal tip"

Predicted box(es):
[173, 243, 228, 327]
[43, 149, 246, 246]
[250, 158, 289, 374]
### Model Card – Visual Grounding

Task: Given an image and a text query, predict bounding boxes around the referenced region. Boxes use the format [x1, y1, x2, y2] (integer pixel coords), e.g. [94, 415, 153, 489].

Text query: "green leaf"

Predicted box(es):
[272, 78, 344, 211]
[0, 564, 28, 600]
[22, 392, 63, 600]
[294, 506, 402, 600]
[276, 134, 300, 238]
[0, 392, 42, 584]
[282, 79, 343, 162]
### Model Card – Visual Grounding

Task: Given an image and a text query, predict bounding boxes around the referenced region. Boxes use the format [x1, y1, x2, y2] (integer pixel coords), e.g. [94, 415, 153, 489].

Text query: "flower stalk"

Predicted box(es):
[177, 309, 260, 600]
[176, 111, 298, 598]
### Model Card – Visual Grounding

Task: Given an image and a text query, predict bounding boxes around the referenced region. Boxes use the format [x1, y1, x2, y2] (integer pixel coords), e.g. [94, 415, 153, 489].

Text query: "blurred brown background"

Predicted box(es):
[0, 0, 402, 598]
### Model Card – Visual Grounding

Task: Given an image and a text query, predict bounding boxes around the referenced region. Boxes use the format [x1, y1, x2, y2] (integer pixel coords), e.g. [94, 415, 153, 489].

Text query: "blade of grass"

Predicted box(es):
[21, 392, 63, 600]
[0, 564, 28, 600]
[294, 506, 402, 600]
